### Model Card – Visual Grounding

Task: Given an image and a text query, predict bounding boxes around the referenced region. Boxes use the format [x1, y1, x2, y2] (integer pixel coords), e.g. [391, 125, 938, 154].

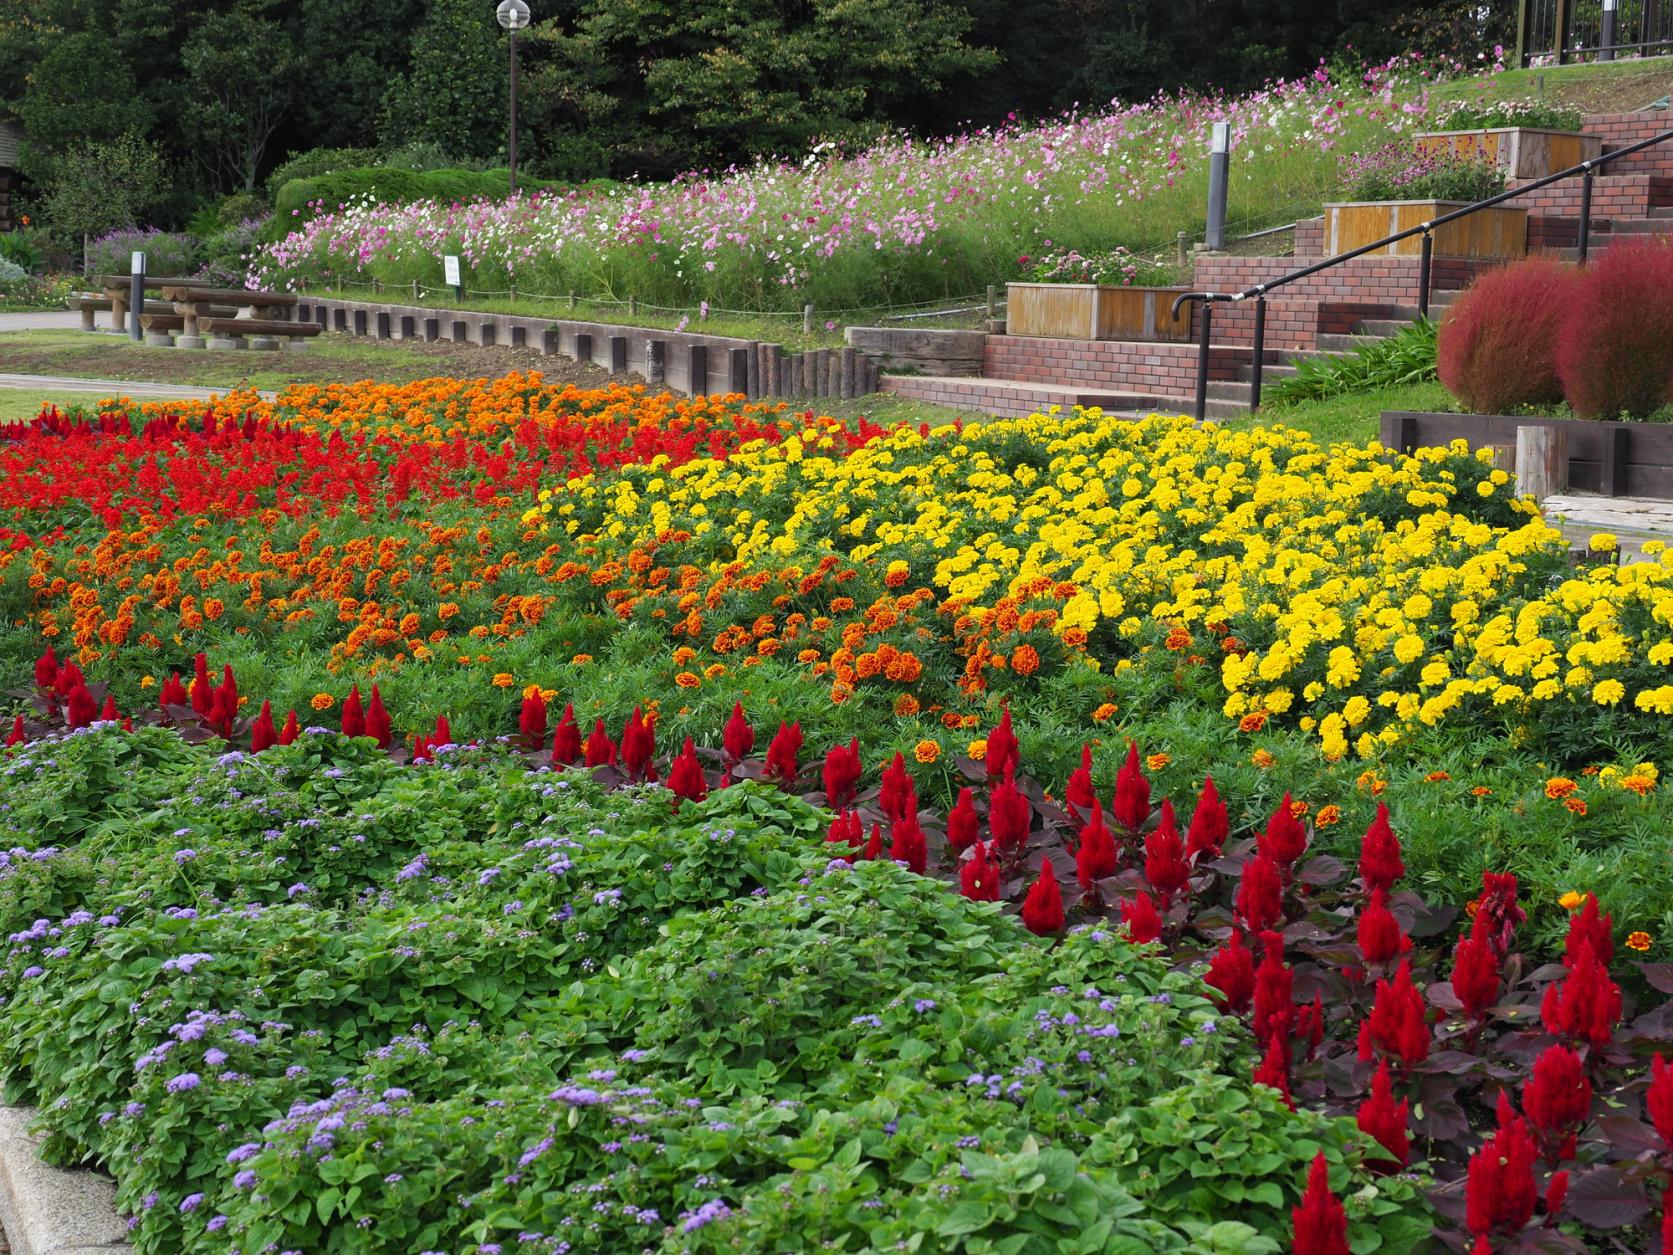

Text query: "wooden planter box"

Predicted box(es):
[1415, 127, 1602, 180]
[1323, 200, 1527, 260]
[1006, 282, 1191, 341]
[1380, 410, 1673, 498]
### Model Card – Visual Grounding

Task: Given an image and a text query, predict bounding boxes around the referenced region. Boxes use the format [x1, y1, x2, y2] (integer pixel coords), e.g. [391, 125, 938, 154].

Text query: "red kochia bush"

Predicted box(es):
[1438, 255, 1575, 413]
[1556, 239, 1673, 418]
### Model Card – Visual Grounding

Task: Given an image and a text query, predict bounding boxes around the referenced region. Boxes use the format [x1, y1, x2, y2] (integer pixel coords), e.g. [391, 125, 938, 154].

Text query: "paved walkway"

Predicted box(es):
[0, 373, 275, 402]
[0, 310, 81, 332]
[1544, 494, 1673, 563]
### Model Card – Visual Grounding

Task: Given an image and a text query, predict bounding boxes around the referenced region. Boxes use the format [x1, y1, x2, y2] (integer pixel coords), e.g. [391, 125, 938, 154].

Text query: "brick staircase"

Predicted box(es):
[883, 111, 1673, 419]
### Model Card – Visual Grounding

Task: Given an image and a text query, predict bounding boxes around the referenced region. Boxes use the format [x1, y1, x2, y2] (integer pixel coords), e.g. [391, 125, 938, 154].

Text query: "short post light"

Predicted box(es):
[1205, 122, 1232, 251]
[1600, 0, 1618, 62]
[496, 0, 532, 193]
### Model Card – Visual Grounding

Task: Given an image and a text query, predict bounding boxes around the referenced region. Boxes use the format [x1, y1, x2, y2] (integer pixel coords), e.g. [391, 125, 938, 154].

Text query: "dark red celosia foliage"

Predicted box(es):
[1064, 744, 1096, 815]
[1204, 930, 1255, 1013]
[4, 715, 22, 747]
[33, 645, 57, 689]
[1555, 239, 1673, 419]
[1357, 1059, 1411, 1170]
[764, 721, 802, 783]
[723, 702, 755, 763]
[277, 709, 299, 746]
[1075, 798, 1119, 890]
[1649, 1055, 1673, 1151]
[518, 691, 548, 748]
[1438, 254, 1574, 413]
[1356, 887, 1410, 967]
[1143, 798, 1190, 905]
[620, 707, 656, 781]
[1562, 896, 1613, 969]
[946, 787, 979, 853]
[1253, 1032, 1293, 1111]
[889, 810, 927, 874]
[584, 718, 616, 767]
[1121, 891, 1163, 943]
[1111, 741, 1150, 831]
[341, 685, 366, 739]
[880, 753, 913, 820]
[364, 684, 392, 749]
[1466, 1095, 1539, 1237]
[1451, 914, 1502, 1024]
[822, 738, 861, 806]
[1357, 802, 1404, 893]
[1235, 852, 1285, 933]
[1474, 871, 1526, 958]
[1522, 1044, 1591, 1162]
[1358, 959, 1430, 1070]
[960, 841, 1000, 902]
[1185, 774, 1227, 860]
[1020, 860, 1064, 935]
[985, 708, 1019, 782]
[1257, 793, 1307, 869]
[1540, 941, 1621, 1050]
[1252, 930, 1293, 1046]
[988, 765, 1031, 852]
[665, 737, 708, 803]
[250, 700, 277, 753]
[1290, 1153, 1348, 1255]
[550, 704, 581, 765]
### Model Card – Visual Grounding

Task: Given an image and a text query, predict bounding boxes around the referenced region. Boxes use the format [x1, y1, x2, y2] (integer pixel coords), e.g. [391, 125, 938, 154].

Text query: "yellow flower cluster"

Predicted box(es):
[527, 410, 1673, 756]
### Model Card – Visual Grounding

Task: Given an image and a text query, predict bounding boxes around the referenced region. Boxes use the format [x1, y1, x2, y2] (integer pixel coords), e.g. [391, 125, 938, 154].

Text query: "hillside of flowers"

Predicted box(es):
[4, 377, 1673, 1251]
[250, 56, 1451, 312]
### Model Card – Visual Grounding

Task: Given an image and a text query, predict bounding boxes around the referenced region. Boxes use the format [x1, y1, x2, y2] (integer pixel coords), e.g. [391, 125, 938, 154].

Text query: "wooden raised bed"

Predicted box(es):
[1006, 282, 1191, 341]
[1380, 410, 1673, 498]
[1323, 201, 1527, 260]
[1415, 128, 1602, 180]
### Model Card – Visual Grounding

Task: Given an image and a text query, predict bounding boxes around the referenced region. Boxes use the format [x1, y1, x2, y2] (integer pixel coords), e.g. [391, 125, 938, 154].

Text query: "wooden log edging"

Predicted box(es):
[291, 296, 892, 402]
[1381, 409, 1658, 499]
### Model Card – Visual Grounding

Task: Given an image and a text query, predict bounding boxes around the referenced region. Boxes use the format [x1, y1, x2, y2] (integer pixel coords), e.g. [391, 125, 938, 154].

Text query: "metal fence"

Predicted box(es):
[1517, 0, 1673, 65]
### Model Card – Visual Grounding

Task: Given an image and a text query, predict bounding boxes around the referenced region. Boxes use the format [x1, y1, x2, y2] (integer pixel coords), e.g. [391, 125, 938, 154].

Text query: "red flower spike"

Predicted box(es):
[620, 707, 656, 781]
[1356, 1059, 1411, 1170]
[364, 685, 392, 750]
[1356, 886, 1410, 967]
[880, 752, 913, 820]
[1295, 992, 1325, 1061]
[1469, 1240, 1492, 1255]
[159, 671, 188, 714]
[433, 714, 452, 747]
[1204, 930, 1255, 1013]
[250, 700, 277, 753]
[1358, 802, 1404, 891]
[218, 665, 238, 715]
[52, 661, 84, 699]
[822, 738, 862, 807]
[946, 787, 980, 853]
[960, 841, 1000, 902]
[988, 765, 1032, 852]
[32, 645, 58, 689]
[1663, 1183, 1673, 1252]
[1020, 859, 1065, 935]
[1110, 741, 1150, 831]
[889, 810, 927, 874]
[518, 690, 548, 748]
[1143, 798, 1190, 906]
[1540, 941, 1621, 1050]
[277, 710, 299, 746]
[722, 702, 755, 762]
[1258, 792, 1307, 868]
[1252, 930, 1293, 1046]
[1121, 891, 1163, 944]
[862, 822, 884, 862]
[1466, 1106, 1538, 1237]
[121, 716, 132, 732]
[1474, 871, 1526, 958]
[191, 653, 212, 718]
[1358, 959, 1430, 1070]
[584, 719, 616, 767]
[764, 721, 802, 784]
[1235, 852, 1285, 933]
[1523, 1044, 1591, 1162]
[65, 683, 96, 729]
[666, 737, 707, 804]
[826, 810, 864, 860]
[1562, 895, 1613, 969]
[1252, 1030, 1293, 1109]
[210, 685, 236, 738]
[1185, 774, 1228, 860]
[550, 704, 581, 766]
[341, 685, 366, 739]
[4, 714, 24, 748]
[1065, 744, 1096, 815]
[985, 707, 1019, 781]
[411, 735, 431, 764]
[100, 693, 119, 723]
[1075, 798, 1119, 890]
[1649, 1055, 1673, 1151]
[1290, 1153, 1347, 1254]
[1451, 914, 1502, 1023]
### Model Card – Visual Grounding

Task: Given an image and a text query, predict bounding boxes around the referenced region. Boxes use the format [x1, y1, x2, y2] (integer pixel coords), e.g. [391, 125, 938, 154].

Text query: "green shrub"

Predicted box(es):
[263, 146, 380, 201]
[1341, 143, 1505, 203]
[1434, 98, 1584, 132]
[272, 166, 563, 226]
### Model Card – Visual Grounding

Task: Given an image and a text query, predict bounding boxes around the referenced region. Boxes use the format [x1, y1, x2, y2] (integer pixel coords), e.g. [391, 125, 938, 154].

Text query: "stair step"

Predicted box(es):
[1111, 395, 1253, 421]
[1316, 333, 1387, 352]
[1647, 206, 1673, 218]
[1355, 318, 1411, 337]
[1236, 363, 1299, 382]
[1602, 218, 1673, 234]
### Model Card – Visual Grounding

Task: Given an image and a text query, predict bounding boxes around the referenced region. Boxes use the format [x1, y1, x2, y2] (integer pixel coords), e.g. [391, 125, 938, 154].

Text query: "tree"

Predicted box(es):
[179, 1, 297, 192]
[379, 0, 506, 164]
[37, 132, 168, 268]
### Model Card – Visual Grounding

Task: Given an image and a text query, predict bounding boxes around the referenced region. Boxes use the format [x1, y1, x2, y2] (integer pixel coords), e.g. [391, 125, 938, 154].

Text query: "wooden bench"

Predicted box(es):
[138, 313, 187, 343]
[198, 317, 323, 350]
[93, 278, 211, 332]
[74, 295, 185, 333]
[159, 286, 299, 339]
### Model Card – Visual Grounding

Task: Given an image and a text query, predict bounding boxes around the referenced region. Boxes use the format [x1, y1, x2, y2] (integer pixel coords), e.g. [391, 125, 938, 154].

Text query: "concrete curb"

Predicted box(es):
[0, 1108, 129, 1255]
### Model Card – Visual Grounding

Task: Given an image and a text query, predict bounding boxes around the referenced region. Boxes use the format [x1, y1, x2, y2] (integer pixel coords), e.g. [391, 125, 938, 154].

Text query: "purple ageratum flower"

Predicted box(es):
[161, 953, 213, 974]
[518, 1137, 554, 1167]
[913, 999, 937, 1014]
[232, 1170, 257, 1189]
[226, 1142, 261, 1164]
[547, 1084, 606, 1106]
[680, 1199, 732, 1232]
[180, 1193, 204, 1213]
[287, 883, 310, 898]
[173, 849, 197, 863]
[207, 1215, 228, 1231]
[166, 1072, 201, 1093]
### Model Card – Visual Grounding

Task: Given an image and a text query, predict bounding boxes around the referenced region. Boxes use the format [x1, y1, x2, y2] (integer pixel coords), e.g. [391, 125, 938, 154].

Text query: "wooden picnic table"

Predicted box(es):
[157, 285, 299, 339]
[93, 277, 215, 332]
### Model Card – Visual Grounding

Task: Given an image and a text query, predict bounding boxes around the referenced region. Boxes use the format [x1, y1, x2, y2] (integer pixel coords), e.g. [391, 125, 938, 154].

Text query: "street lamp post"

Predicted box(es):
[496, 0, 531, 194]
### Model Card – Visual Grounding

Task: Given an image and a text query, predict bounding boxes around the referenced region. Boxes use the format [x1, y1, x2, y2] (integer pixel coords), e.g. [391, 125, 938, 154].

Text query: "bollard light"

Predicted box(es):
[129, 250, 146, 343]
[1601, 0, 1618, 62]
[1205, 123, 1232, 250]
[496, 1, 532, 194]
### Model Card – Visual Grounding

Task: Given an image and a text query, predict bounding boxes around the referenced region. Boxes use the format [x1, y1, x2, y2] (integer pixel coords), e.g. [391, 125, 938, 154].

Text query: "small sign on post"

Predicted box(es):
[443, 255, 463, 303]
[129, 251, 145, 342]
[1205, 123, 1232, 251]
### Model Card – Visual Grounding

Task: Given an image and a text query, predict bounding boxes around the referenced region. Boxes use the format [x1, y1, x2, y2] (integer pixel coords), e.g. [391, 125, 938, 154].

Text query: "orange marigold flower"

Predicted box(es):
[492, 673, 516, 688]
[1061, 627, 1088, 647]
[203, 598, 225, 621]
[1251, 748, 1275, 769]
[1091, 702, 1118, 722]
[571, 654, 593, 665]
[310, 692, 335, 710]
[1545, 777, 1578, 799]
[1465, 899, 1480, 917]
[884, 561, 911, 588]
[831, 597, 855, 612]
[1316, 804, 1341, 827]
[894, 694, 921, 717]
[968, 738, 988, 761]
[672, 646, 697, 665]
[1290, 799, 1310, 818]
[1010, 645, 1040, 676]
[1424, 770, 1451, 782]
[1627, 930, 1653, 952]
[830, 682, 854, 705]
[675, 671, 701, 688]
[1238, 711, 1268, 733]
[1564, 798, 1588, 816]
[1621, 774, 1656, 796]
[914, 740, 941, 764]
[1164, 627, 1192, 651]
[1145, 753, 1170, 772]
[855, 652, 882, 679]
[1470, 785, 1492, 797]
[704, 663, 727, 679]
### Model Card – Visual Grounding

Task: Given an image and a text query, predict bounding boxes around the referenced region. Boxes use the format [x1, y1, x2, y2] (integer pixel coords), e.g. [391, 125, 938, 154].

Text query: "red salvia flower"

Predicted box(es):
[1204, 929, 1255, 1013]
[1290, 1153, 1348, 1254]
[722, 701, 754, 762]
[1451, 913, 1502, 1024]
[1252, 930, 1293, 1046]
[1121, 891, 1163, 943]
[1020, 859, 1064, 935]
[100, 693, 119, 723]
[1356, 886, 1410, 967]
[1649, 1055, 1673, 1151]
[1110, 741, 1150, 831]
[988, 765, 1032, 852]
[65, 683, 96, 729]
[826, 810, 864, 861]
[1253, 1031, 1294, 1111]
[822, 738, 862, 807]
[250, 700, 277, 753]
[364, 684, 392, 749]
[666, 736, 707, 804]
[985, 707, 1019, 781]
[550, 704, 581, 765]
[1523, 1044, 1591, 1163]
[960, 841, 1000, 902]
[584, 718, 616, 767]
[880, 752, 913, 820]
[433, 714, 452, 747]
[764, 720, 802, 784]
[889, 810, 927, 874]
[861, 821, 885, 862]
[946, 787, 980, 852]
[52, 660, 84, 700]
[1540, 941, 1621, 1050]
[1258, 792, 1307, 869]
[1544, 1170, 1568, 1220]
[1357, 959, 1430, 1070]
[1356, 1059, 1411, 1170]
[1474, 870, 1526, 958]
[518, 690, 548, 748]
[32, 645, 58, 689]
[1465, 1100, 1538, 1237]
[341, 685, 366, 739]
[1357, 802, 1404, 892]
[1562, 895, 1613, 968]
[1075, 798, 1119, 889]
[1143, 798, 1190, 905]
[5, 714, 24, 747]
[277, 710, 299, 746]
[1185, 773, 1228, 860]
[620, 707, 657, 781]
[159, 671, 188, 714]
[1064, 744, 1096, 815]
[1235, 851, 1285, 933]
[191, 653, 212, 718]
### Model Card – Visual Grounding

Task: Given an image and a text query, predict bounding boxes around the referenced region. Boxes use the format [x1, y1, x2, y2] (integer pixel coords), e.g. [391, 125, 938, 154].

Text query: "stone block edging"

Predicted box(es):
[0, 1107, 129, 1255]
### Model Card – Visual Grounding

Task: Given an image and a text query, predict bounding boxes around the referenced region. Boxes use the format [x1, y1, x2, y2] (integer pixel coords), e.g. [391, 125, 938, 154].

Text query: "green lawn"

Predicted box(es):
[0, 388, 214, 423]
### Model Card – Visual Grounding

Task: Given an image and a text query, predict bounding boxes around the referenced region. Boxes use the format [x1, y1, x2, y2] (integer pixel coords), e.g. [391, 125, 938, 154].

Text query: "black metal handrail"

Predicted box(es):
[1169, 123, 1673, 421]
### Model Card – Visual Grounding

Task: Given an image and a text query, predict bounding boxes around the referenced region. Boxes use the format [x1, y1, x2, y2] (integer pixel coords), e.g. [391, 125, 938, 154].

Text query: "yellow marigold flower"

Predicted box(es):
[1627, 930, 1652, 952]
[1251, 748, 1275, 769]
[310, 692, 335, 710]
[1145, 753, 1170, 772]
[1544, 777, 1577, 799]
[1589, 533, 1617, 552]
[1593, 679, 1626, 706]
[491, 673, 515, 688]
[1315, 804, 1341, 826]
[968, 738, 988, 761]
[913, 740, 941, 764]
[1558, 891, 1586, 910]
[139, 675, 156, 690]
